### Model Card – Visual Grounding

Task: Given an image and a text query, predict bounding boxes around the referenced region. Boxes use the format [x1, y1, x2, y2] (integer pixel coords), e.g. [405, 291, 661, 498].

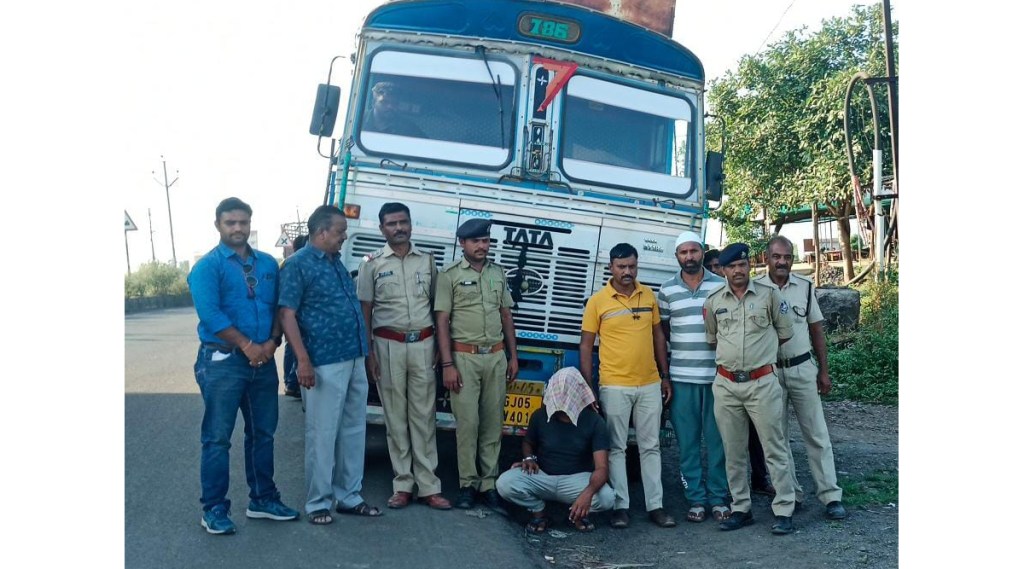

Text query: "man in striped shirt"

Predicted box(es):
[657, 231, 730, 524]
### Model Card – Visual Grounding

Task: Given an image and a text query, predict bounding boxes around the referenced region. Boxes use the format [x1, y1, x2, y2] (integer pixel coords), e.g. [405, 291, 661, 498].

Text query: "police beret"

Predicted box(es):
[719, 243, 749, 266]
[456, 218, 492, 239]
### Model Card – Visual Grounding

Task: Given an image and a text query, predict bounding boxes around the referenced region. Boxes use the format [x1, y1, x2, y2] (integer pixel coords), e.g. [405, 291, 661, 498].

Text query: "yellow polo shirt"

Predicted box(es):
[582, 280, 661, 387]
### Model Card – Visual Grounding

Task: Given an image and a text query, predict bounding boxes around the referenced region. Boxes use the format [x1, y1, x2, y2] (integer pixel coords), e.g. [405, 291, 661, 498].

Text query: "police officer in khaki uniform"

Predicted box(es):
[357, 202, 452, 511]
[703, 243, 798, 535]
[434, 217, 519, 512]
[755, 235, 848, 521]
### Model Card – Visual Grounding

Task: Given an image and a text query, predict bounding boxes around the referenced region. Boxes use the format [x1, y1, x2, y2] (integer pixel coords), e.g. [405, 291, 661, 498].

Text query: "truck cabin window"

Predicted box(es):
[560, 76, 694, 198]
[357, 51, 517, 168]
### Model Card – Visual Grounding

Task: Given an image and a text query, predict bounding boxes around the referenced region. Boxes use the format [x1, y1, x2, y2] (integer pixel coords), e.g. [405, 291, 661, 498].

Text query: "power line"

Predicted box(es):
[756, 0, 798, 54]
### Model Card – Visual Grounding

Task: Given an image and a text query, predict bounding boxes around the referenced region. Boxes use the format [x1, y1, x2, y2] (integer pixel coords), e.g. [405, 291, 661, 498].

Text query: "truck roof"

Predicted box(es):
[363, 0, 704, 82]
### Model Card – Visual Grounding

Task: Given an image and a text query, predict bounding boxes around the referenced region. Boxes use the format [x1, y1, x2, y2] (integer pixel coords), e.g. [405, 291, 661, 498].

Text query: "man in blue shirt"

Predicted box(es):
[278, 205, 380, 525]
[188, 197, 300, 535]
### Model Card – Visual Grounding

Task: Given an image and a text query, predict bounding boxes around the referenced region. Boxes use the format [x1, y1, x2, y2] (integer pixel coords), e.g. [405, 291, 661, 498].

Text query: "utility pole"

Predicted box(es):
[148, 208, 157, 262]
[152, 156, 179, 267]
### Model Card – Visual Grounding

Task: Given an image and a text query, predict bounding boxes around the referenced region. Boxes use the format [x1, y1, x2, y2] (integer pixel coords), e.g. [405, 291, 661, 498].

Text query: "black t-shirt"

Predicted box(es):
[525, 406, 610, 476]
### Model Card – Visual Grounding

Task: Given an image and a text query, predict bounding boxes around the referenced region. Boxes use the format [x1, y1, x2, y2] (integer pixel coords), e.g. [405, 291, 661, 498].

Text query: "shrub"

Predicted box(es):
[826, 270, 898, 404]
[125, 261, 189, 298]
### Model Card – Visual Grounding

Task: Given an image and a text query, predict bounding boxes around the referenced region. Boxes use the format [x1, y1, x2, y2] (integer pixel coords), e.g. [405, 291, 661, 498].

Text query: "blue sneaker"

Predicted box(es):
[246, 498, 300, 521]
[201, 505, 236, 535]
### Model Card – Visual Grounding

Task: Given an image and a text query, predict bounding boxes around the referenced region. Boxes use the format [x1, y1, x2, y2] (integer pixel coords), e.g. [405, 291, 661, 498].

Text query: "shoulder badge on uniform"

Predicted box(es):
[363, 247, 387, 263]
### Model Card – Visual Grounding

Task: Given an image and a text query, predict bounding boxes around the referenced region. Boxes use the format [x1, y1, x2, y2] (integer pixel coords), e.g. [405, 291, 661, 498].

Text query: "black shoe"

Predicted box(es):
[719, 510, 754, 531]
[481, 489, 507, 516]
[284, 387, 301, 398]
[610, 509, 630, 529]
[771, 515, 794, 535]
[454, 487, 476, 509]
[825, 501, 848, 520]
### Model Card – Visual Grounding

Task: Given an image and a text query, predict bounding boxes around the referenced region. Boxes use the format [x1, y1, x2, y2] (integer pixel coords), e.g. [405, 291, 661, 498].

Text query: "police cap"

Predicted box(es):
[456, 218, 492, 239]
[719, 243, 750, 266]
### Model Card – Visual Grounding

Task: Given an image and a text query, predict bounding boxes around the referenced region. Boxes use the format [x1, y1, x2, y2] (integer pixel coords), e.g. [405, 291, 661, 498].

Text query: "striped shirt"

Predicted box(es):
[657, 269, 725, 384]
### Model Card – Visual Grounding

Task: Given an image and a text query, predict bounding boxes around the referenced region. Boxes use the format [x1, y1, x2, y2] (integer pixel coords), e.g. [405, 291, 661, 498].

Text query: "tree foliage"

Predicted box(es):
[708, 3, 897, 275]
[125, 261, 189, 298]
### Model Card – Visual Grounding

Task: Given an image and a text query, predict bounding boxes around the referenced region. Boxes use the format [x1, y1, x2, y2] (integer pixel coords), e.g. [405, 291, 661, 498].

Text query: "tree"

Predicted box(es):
[708, 3, 897, 280]
[125, 261, 189, 298]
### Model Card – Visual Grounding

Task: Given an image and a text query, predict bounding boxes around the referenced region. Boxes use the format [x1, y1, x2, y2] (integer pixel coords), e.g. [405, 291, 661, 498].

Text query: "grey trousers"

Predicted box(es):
[496, 468, 614, 513]
[303, 358, 368, 514]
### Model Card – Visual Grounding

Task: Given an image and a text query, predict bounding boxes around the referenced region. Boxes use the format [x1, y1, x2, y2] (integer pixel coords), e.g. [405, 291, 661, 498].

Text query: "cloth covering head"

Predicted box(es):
[674, 230, 703, 251]
[456, 218, 492, 239]
[719, 243, 750, 266]
[543, 367, 596, 426]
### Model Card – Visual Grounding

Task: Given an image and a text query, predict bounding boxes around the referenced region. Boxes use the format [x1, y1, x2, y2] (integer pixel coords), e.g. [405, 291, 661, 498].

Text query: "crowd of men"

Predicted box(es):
[187, 196, 847, 537]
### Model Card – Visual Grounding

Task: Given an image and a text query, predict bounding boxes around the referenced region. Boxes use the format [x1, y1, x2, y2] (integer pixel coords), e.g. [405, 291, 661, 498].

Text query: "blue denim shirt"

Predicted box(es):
[188, 243, 279, 344]
[278, 245, 368, 367]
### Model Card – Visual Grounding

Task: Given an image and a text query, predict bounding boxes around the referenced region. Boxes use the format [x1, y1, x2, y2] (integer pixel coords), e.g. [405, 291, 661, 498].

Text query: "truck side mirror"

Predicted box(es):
[309, 84, 341, 137]
[705, 151, 724, 201]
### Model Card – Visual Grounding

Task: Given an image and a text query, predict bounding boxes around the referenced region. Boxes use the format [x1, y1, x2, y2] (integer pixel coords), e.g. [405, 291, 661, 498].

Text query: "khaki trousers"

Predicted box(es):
[375, 337, 441, 497]
[451, 351, 507, 491]
[712, 372, 796, 516]
[777, 358, 842, 505]
[600, 382, 664, 511]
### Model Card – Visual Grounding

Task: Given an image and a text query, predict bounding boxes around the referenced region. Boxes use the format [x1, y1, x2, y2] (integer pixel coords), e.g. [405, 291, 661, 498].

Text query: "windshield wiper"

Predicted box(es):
[475, 45, 505, 148]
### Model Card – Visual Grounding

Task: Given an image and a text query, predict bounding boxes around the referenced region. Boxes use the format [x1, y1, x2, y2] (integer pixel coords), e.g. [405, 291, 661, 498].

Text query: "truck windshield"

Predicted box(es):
[560, 75, 694, 199]
[358, 50, 517, 168]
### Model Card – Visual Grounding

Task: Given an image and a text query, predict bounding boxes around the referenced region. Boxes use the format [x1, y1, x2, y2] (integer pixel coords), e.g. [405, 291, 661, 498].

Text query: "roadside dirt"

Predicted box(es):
[508, 401, 898, 568]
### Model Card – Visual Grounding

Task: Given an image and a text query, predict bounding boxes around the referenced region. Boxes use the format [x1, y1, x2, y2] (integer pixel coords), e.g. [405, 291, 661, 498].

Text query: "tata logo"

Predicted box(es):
[504, 227, 553, 248]
[505, 267, 545, 297]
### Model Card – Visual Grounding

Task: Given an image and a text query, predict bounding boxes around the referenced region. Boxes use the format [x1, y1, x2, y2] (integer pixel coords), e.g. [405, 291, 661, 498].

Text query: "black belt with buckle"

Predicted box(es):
[203, 342, 242, 354]
[777, 351, 812, 369]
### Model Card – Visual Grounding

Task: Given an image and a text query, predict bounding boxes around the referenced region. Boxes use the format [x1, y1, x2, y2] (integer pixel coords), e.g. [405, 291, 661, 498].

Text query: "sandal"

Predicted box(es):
[308, 509, 333, 525]
[686, 504, 707, 523]
[336, 502, 383, 517]
[526, 515, 550, 534]
[572, 516, 595, 532]
[711, 505, 731, 522]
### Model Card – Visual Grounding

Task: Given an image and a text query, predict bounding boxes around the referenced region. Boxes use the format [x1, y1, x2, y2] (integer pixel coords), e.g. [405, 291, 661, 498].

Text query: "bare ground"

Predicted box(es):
[506, 401, 898, 569]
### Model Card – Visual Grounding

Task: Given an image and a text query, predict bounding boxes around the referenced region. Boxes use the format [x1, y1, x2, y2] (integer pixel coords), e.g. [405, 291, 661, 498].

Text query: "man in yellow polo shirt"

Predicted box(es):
[580, 243, 675, 530]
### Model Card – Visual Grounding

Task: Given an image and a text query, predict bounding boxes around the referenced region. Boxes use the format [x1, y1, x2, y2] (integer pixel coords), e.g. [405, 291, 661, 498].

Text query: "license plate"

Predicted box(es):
[503, 380, 544, 428]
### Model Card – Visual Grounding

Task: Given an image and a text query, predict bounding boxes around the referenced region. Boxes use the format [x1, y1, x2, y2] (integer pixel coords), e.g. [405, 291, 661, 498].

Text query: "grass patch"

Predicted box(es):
[826, 273, 898, 405]
[838, 468, 898, 507]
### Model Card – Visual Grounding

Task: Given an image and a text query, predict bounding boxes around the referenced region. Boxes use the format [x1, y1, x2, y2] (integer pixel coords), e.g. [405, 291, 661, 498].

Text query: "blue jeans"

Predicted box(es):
[668, 382, 729, 507]
[194, 345, 281, 511]
[283, 343, 298, 392]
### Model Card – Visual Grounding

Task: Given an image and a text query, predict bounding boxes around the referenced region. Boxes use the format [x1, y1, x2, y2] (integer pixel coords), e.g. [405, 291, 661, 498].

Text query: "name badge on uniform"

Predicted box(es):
[460, 280, 476, 286]
[377, 270, 394, 278]
[715, 308, 728, 315]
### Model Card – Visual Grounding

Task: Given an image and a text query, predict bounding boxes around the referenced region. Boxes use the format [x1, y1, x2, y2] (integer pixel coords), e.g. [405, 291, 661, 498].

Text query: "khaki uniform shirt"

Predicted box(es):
[703, 280, 794, 371]
[754, 273, 823, 359]
[434, 258, 513, 345]
[356, 243, 436, 331]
